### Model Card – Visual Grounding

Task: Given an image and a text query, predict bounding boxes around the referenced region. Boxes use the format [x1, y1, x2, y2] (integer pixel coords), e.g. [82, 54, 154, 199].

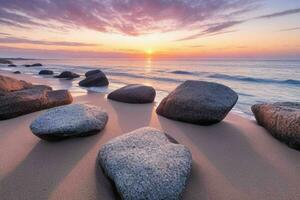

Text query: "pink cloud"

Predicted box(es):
[0, 0, 258, 35]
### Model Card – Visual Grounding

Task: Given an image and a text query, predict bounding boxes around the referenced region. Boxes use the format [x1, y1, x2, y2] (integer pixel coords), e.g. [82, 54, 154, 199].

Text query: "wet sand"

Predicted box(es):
[0, 72, 300, 200]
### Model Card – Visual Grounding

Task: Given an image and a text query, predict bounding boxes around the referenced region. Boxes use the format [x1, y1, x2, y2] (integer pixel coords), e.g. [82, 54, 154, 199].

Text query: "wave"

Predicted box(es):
[169, 70, 194, 75]
[106, 71, 182, 83]
[208, 74, 300, 85]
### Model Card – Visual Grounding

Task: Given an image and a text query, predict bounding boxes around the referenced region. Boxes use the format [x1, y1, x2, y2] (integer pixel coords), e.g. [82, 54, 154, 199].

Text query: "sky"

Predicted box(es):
[0, 0, 299, 59]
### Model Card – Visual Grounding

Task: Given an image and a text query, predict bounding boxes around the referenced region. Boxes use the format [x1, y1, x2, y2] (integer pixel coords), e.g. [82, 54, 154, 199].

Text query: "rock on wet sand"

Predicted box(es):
[30, 104, 108, 141]
[98, 127, 192, 200]
[0, 75, 32, 93]
[79, 70, 109, 87]
[55, 71, 80, 79]
[108, 84, 156, 103]
[0, 75, 73, 120]
[156, 80, 238, 125]
[252, 102, 300, 150]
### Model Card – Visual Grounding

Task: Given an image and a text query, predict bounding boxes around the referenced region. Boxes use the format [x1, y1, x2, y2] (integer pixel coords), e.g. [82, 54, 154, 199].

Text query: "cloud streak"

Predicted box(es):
[257, 8, 300, 19]
[279, 27, 300, 32]
[176, 6, 300, 41]
[176, 20, 242, 41]
[0, 37, 98, 47]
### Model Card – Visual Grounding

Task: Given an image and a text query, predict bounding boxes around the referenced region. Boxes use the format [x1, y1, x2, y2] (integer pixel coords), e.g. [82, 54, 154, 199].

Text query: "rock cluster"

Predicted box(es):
[0, 75, 72, 120]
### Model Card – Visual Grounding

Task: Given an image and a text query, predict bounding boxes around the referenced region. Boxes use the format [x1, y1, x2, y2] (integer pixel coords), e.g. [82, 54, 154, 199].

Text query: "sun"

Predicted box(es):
[146, 48, 153, 56]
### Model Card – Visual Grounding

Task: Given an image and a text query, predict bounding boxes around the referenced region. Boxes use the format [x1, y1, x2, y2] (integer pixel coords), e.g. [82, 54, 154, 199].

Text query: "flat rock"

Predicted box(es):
[13, 71, 21, 74]
[252, 102, 300, 150]
[30, 104, 108, 141]
[55, 71, 80, 79]
[156, 80, 238, 125]
[98, 127, 192, 200]
[8, 64, 17, 67]
[0, 75, 32, 93]
[0, 86, 72, 120]
[79, 70, 109, 87]
[39, 70, 54, 75]
[108, 84, 156, 103]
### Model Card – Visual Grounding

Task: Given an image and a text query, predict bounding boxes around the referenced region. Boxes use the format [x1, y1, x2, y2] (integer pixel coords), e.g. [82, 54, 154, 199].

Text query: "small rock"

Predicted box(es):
[13, 71, 21, 74]
[98, 127, 192, 200]
[55, 71, 80, 79]
[79, 70, 109, 87]
[108, 84, 156, 103]
[156, 80, 238, 125]
[8, 64, 17, 67]
[31, 63, 43, 67]
[39, 70, 54, 75]
[252, 102, 300, 150]
[0, 59, 12, 64]
[30, 104, 108, 141]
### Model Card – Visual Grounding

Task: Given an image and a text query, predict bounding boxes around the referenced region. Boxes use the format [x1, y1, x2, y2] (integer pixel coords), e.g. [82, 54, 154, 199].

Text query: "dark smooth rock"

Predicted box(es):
[8, 64, 17, 67]
[79, 71, 109, 87]
[98, 127, 192, 200]
[31, 63, 43, 67]
[252, 102, 300, 150]
[108, 84, 156, 104]
[156, 80, 238, 125]
[0, 79, 73, 120]
[0, 75, 32, 93]
[55, 71, 80, 79]
[13, 71, 21, 74]
[39, 70, 54, 75]
[23, 64, 32, 67]
[85, 69, 102, 77]
[0, 59, 12, 64]
[30, 104, 108, 141]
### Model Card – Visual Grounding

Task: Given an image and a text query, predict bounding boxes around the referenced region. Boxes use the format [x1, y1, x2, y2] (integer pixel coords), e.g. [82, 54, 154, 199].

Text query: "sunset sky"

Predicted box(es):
[0, 0, 299, 59]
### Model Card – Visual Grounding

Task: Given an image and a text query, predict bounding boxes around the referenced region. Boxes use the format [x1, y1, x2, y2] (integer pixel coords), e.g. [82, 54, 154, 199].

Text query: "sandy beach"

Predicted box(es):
[0, 72, 300, 200]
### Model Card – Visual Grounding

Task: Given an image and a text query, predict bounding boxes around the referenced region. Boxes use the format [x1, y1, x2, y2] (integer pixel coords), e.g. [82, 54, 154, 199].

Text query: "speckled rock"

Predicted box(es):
[156, 80, 238, 125]
[108, 84, 156, 104]
[79, 70, 109, 87]
[98, 127, 192, 200]
[55, 71, 80, 79]
[252, 102, 300, 150]
[30, 104, 108, 141]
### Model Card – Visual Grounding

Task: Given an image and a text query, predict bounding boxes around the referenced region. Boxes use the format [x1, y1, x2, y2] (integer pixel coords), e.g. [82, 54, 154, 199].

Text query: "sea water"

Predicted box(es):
[1, 58, 299, 119]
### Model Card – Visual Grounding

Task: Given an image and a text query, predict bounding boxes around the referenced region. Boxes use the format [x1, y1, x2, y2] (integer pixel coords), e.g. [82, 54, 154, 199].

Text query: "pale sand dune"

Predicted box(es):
[0, 72, 300, 200]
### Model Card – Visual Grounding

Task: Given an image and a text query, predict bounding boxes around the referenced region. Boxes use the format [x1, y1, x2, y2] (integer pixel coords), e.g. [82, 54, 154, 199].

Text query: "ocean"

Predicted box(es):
[1, 58, 299, 119]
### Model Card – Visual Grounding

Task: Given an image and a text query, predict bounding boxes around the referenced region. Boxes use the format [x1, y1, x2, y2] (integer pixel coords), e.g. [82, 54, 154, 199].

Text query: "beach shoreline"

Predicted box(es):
[1, 72, 300, 200]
